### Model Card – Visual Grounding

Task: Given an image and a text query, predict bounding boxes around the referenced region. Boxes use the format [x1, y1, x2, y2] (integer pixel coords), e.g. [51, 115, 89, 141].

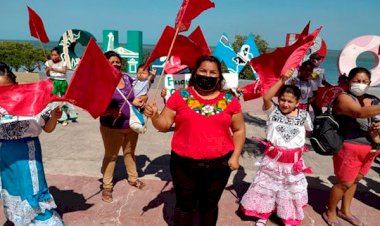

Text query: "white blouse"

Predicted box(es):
[0, 108, 50, 140]
[264, 104, 313, 149]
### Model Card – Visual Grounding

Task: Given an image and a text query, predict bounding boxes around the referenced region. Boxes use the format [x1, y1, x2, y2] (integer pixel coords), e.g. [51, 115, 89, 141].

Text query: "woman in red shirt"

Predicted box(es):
[144, 56, 245, 226]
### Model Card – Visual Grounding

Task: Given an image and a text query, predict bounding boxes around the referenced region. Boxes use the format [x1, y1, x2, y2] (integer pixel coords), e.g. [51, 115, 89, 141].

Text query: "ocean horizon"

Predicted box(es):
[1, 39, 375, 84]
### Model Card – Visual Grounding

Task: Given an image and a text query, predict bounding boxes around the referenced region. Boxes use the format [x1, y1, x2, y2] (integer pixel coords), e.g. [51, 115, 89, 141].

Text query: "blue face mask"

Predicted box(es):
[195, 74, 219, 91]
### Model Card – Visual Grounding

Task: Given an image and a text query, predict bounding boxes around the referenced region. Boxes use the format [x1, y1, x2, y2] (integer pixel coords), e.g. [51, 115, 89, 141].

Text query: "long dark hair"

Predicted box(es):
[0, 62, 16, 84]
[188, 55, 224, 90]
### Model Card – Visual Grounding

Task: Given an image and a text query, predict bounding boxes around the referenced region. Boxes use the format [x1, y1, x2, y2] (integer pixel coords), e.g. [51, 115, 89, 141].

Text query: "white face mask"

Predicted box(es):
[349, 83, 369, 96]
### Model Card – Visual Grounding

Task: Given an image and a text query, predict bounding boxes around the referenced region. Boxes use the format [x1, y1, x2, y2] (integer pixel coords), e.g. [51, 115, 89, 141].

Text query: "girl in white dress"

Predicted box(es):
[240, 68, 313, 226]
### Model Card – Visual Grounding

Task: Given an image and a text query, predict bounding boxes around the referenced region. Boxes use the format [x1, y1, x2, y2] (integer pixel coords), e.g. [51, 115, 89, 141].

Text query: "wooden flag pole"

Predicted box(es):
[151, 25, 181, 103]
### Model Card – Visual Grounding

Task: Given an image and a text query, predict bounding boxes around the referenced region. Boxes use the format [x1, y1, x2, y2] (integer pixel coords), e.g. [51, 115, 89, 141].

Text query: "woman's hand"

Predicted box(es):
[43, 107, 62, 133]
[132, 96, 146, 108]
[144, 102, 158, 118]
[160, 88, 167, 98]
[51, 107, 62, 120]
[371, 121, 380, 130]
[281, 68, 295, 82]
[228, 155, 240, 171]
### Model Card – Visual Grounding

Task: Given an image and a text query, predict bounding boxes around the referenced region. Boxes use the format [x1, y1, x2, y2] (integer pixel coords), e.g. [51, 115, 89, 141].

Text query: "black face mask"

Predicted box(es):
[195, 74, 219, 91]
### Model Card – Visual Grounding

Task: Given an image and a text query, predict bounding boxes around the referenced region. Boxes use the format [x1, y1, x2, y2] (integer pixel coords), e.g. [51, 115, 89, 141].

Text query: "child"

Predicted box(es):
[240, 68, 313, 226]
[287, 61, 318, 111]
[0, 62, 65, 225]
[133, 64, 157, 97]
[46, 47, 78, 125]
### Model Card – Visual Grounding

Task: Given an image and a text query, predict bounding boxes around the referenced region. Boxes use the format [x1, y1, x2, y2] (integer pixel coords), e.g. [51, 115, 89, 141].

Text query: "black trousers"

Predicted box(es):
[170, 151, 232, 226]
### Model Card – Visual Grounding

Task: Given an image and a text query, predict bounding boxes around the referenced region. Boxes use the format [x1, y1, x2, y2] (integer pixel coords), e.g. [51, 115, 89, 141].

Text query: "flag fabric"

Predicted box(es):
[64, 38, 122, 119]
[188, 26, 211, 55]
[249, 27, 321, 95]
[285, 21, 310, 47]
[315, 85, 345, 108]
[175, 0, 215, 32]
[213, 33, 240, 73]
[0, 79, 64, 116]
[240, 80, 262, 101]
[299, 21, 310, 38]
[144, 26, 208, 70]
[27, 6, 50, 43]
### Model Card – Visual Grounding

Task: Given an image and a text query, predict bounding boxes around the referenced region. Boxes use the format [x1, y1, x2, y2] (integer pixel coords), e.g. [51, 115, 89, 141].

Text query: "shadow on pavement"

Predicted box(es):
[243, 113, 266, 127]
[306, 176, 331, 214]
[142, 154, 172, 181]
[141, 181, 175, 226]
[327, 176, 380, 210]
[243, 137, 265, 157]
[49, 186, 93, 216]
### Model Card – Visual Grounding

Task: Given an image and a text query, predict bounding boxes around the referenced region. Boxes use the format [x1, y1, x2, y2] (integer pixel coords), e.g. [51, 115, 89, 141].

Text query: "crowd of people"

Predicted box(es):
[0, 50, 379, 226]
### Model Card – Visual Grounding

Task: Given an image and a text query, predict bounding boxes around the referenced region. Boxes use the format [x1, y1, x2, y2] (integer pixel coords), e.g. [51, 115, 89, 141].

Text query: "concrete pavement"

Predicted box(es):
[0, 89, 379, 225]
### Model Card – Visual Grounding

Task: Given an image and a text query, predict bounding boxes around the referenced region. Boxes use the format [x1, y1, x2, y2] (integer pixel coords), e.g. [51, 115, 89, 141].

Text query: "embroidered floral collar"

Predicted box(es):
[180, 88, 233, 116]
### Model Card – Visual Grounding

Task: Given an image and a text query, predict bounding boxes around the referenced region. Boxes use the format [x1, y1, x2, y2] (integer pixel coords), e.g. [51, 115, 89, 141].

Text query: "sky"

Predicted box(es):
[1, 0, 379, 50]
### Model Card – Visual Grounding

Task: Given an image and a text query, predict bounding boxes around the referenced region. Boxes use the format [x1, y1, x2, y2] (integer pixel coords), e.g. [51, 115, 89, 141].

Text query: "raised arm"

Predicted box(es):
[263, 68, 294, 110]
[334, 94, 380, 118]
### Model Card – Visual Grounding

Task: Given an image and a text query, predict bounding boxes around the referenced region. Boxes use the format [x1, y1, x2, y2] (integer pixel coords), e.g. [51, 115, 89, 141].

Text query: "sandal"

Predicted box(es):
[337, 210, 364, 226]
[102, 188, 113, 203]
[128, 179, 146, 190]
[322, 212, 342, 226]
[255, 219, 267, 226]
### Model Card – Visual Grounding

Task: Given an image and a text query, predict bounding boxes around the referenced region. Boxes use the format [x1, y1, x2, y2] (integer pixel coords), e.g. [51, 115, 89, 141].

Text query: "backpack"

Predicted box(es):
[310, 106, 343, 155]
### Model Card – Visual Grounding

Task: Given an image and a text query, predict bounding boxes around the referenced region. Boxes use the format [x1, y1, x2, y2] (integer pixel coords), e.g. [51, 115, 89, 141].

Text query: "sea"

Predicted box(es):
[2, 39, 376, 85]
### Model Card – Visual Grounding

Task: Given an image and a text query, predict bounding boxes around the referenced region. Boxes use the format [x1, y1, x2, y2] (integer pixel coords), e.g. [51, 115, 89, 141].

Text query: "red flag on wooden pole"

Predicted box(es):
[64, 38, 122, 119]
[175, 0, 215, 32]
[27, 6, 50, 43]
[144, 26, 209, 70]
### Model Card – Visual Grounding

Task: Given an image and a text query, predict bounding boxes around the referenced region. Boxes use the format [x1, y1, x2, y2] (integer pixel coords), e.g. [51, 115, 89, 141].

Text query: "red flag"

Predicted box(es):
[144, 26, 208, 70]
[241, 80, 262, 101]
[0, 80, 64, 116]
[299, 21, 310, 38]
[64, 38, 122, 119]
[175, 0, 215, 32]
[285, 21, 310, 47]
[250, 27, 321, 95]
[188, 26, 211, 55]
[27, 6, 50, 43]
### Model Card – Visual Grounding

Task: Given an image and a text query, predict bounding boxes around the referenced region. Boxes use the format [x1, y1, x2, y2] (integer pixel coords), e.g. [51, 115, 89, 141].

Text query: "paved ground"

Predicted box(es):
[1, 88, 379, 225]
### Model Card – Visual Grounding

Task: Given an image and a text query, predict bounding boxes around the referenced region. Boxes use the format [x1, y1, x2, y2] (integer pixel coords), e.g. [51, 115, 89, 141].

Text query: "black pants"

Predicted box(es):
[170, 151, 232, 226]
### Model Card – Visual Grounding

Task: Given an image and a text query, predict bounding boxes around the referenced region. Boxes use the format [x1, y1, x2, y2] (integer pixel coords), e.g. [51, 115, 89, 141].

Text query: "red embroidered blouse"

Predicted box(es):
[166, 87, 242, 160]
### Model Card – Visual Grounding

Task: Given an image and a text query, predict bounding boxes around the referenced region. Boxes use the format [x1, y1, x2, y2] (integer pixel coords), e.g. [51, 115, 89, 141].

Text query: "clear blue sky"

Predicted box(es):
[1, 0, 379, 50]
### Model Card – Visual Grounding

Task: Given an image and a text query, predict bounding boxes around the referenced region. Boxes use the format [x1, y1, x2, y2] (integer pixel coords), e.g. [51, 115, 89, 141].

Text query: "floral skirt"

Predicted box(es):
[0, 137, 64, 225]
[240, 155, 308, 226]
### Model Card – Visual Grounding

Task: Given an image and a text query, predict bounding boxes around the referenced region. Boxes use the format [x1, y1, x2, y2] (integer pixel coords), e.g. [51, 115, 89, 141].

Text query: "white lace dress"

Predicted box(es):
[0, 109, 64, 225]
[240, 104, 313, 225]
